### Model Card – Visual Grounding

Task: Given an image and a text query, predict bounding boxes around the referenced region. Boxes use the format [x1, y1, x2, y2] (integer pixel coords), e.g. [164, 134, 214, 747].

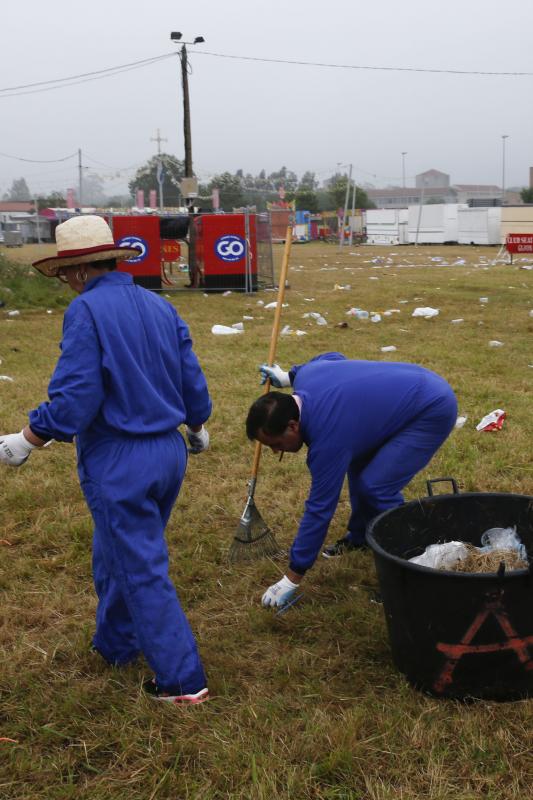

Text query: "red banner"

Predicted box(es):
[506, 233, 533, 253]
[161, 240, 181, 261]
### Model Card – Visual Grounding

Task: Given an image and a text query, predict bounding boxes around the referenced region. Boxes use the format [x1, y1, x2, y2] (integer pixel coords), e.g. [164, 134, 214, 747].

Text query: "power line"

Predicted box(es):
[0, 53, 176, 93]
[0, 150, 78, 163]
[0, 47, 530, 101]
[192, 50, 533, 77]
[0, 54, 177, 98]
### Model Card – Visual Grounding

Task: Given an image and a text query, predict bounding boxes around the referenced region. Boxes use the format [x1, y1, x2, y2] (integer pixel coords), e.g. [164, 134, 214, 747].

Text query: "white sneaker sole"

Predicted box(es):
[150, 687, 209, 705]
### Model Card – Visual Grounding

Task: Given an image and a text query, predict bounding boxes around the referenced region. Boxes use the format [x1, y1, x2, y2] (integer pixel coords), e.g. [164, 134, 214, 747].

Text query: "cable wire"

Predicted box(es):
[0, 150, 78, 163]
[192, 49, 533, 77]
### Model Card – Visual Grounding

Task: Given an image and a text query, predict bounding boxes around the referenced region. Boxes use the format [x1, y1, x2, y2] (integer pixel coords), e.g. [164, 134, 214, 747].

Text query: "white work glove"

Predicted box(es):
[261, 575, 299, 608]
[186, 425, 210, 454]
[259, 363, 291, 388]
[0, 430, 37, 467]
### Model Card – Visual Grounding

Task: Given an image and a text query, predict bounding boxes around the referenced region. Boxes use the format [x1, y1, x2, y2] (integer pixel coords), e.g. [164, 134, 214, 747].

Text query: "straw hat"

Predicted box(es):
[32, 215, 140, 277]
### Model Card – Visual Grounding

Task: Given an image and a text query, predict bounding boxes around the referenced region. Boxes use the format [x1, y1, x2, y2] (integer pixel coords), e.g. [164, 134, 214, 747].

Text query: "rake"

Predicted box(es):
[229, 226, 293, 563]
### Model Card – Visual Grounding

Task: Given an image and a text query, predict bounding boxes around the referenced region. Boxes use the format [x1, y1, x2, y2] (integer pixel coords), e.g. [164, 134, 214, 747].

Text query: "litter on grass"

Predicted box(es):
[346, 308, 369, 319]
[370, 314, 382, 323]
[451, 318, 464, 324]
[380, 346, 397, 352]
[412, 307, 439, 319]
[211, 325, 243, 336]
[476, 409, 506, 431]
[455, 415, 468, 428]
[303, 312, 327, 325]
[489, 340, 504, 347]
[265, 301, 289, 310]
[0, 375, 14, 382]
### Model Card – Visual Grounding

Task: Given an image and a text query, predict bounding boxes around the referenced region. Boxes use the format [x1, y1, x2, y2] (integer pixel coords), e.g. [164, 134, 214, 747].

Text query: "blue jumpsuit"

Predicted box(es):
[29, 271, 211, 694]
[287, 353, 457, 575]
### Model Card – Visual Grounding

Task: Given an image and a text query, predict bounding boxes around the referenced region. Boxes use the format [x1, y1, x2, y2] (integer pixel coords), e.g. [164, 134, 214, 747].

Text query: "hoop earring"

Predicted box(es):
[76, 268, 88, 283]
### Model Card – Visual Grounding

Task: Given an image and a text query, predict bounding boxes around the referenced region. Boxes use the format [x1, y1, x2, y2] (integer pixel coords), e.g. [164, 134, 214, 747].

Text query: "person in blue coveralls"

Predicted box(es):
[246, 353, 457, 608]
[0, 215, 212, 706]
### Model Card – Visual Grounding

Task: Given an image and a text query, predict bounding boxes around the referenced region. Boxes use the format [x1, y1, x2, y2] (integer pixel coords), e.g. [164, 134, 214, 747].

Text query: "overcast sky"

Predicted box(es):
[2, 0, 532, 198]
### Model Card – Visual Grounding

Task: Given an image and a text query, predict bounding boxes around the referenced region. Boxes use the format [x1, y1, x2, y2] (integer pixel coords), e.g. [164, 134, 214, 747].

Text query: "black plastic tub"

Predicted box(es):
[367, 479, 533, 701]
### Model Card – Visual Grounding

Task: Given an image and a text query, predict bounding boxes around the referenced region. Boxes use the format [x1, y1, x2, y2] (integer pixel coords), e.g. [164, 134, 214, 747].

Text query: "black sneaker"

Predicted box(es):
[322, 535, 367, 558]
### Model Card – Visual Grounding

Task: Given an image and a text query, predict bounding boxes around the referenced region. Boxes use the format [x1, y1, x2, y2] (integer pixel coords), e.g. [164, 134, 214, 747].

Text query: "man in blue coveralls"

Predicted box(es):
[0, 215, 211, 705]
[246, 353, 457, 608]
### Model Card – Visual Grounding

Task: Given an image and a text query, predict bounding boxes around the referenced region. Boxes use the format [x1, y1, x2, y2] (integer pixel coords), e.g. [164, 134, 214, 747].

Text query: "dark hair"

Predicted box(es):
[90, 258, 117, 271]
[246, 392, 300, 440]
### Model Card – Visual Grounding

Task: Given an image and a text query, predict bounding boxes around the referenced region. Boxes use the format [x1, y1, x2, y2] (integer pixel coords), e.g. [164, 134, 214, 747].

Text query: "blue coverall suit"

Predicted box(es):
[286, 353, 457, 575]
[29, 271, 211, 694]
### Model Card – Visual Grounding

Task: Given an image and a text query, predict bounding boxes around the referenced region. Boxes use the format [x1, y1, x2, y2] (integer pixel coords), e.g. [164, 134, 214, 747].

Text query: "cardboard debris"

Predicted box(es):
[476, 409, 506, 432]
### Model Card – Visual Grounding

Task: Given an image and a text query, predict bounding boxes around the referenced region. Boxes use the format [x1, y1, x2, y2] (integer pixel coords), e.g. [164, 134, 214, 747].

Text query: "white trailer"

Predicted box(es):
[407, 203, 466, 244]
[458, 207, 501, 245]
[500, 206, 533, 243]
[366, 208, 408, 245]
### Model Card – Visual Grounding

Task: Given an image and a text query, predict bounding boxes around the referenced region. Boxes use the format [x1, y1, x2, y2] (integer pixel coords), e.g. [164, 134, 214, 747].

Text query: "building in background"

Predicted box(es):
[366, 169, 507, 209]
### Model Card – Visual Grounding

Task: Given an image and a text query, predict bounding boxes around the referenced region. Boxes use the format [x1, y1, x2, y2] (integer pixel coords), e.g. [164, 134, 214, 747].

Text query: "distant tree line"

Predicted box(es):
[8, 161, 533, 212]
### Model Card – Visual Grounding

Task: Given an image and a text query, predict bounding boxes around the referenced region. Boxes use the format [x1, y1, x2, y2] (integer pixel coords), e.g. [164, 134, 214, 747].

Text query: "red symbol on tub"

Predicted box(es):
[433, 598, 533, 693]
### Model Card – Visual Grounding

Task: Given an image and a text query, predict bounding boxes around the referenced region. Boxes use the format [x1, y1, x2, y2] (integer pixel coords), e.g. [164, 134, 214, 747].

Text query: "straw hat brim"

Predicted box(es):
[32, 246, 141, 278]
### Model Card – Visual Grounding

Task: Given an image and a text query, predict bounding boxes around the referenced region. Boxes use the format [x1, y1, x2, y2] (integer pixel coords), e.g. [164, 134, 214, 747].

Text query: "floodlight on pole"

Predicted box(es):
[501, 135, 509, 205]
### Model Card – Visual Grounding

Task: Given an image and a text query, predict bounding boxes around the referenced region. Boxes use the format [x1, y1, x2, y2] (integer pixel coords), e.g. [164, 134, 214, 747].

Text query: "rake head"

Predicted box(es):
[229, 496, 281, 563]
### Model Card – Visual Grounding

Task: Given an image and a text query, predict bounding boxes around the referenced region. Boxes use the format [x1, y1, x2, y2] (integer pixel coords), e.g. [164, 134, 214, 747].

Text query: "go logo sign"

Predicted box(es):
[215, 234, 246, 263]
[117, 235, 147, 263]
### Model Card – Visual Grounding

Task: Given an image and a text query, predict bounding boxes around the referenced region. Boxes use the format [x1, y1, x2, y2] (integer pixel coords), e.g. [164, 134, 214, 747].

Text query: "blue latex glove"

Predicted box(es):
[259, 364, 291, 388]
[261, 575, 299, 608]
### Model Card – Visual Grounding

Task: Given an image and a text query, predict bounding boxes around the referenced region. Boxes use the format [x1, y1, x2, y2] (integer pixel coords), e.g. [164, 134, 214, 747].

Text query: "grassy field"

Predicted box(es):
[0, 241, 532, 799]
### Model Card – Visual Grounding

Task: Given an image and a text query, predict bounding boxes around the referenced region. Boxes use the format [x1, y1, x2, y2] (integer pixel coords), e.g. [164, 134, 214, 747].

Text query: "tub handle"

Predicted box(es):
[426, 477, 459, 496]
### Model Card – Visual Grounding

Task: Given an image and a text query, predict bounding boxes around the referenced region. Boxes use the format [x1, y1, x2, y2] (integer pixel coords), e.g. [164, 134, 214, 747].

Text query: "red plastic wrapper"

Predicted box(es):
[476, 409, 506, 432]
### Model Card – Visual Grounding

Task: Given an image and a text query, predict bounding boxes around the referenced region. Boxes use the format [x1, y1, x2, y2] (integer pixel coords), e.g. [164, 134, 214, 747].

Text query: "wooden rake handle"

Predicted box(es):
[251, 225, 293, 480]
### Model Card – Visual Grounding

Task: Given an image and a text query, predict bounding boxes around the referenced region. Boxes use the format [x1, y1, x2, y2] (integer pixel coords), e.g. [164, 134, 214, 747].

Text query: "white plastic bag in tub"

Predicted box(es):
[409, 541, 469, 569]
[480, 526, 527, 561]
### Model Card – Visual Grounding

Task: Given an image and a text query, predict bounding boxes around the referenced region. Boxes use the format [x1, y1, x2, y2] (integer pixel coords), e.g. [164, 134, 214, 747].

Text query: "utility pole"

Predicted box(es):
[348, 180, 356, 246]
[171, 31, 205, 286]
[150, 128, 168, 156]
[180, 46, 193, 181]
[339, 163, 352, 250]
[401, 152, 407, 188]
[501, 135, 509, 205]
[78, 148, 83, 208]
